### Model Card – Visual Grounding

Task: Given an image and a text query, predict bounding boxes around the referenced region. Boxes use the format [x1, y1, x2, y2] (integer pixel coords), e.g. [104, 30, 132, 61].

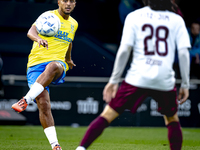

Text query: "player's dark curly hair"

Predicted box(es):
[148, 0, 173, 11]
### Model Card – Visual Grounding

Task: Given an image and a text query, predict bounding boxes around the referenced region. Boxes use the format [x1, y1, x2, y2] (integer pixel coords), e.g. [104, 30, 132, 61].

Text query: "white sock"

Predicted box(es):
[24, 82, 44, 104]
[76, 146, 86, 150]
[44, 126, 59, 149]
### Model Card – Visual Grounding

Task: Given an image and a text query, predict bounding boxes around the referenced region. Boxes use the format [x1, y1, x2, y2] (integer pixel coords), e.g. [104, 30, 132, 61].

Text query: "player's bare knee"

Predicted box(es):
[47, 62, 63, 74]
[100, 105, 119, 123]
[37, 98, 51, 111]
[164, 113, 179, 125]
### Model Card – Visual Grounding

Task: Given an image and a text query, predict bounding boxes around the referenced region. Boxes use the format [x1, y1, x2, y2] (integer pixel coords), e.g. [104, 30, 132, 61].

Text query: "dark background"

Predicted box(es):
[0, 0, 199, 76]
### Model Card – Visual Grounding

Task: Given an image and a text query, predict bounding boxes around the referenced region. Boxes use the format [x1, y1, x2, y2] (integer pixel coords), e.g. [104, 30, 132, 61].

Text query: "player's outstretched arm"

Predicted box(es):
[178, 48, 190, 104]
[65, 42, 76, 69]
[27, 25, 48, 49]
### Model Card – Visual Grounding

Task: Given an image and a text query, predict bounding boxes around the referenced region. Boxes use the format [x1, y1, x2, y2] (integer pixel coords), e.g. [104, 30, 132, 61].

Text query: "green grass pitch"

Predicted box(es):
[0, 126, 200, 150]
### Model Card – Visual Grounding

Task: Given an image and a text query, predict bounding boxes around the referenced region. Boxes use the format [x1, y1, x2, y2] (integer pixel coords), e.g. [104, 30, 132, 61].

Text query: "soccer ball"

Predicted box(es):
[36, 12, 61, 37]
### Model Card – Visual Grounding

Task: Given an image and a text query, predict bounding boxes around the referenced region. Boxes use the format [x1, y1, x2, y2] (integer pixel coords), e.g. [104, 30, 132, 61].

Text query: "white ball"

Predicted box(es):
[36, 12, 61, 37]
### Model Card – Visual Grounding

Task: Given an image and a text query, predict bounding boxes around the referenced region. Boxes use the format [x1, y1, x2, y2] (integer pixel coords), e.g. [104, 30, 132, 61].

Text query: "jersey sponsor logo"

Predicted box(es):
[76, 97, 99, 114]
[54, 31, 72, 43]
[146, 58, 162, 66]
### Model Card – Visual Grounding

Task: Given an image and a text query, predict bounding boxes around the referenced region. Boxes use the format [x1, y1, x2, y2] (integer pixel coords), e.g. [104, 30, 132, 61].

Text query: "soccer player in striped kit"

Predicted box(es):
[76, 0, 191, 150]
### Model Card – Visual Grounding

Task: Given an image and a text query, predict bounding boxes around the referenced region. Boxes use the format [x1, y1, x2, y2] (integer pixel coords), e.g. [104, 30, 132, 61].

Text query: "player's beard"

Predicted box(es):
[64, 12, 71, 15]
[63, 8, 74, 15]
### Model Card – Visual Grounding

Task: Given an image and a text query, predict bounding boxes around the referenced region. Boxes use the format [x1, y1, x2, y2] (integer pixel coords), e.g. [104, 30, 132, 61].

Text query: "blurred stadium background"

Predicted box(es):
[0, 0, 200, 128]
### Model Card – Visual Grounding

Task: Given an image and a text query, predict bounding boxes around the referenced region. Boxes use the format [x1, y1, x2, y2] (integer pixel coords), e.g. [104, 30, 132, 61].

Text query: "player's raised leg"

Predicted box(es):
[164, 113, 182, 150]
[11, 82, 44, 112]
[12, 61, 64, 150]
[76, 105, 119, 150]
[12, 61, 63, 112]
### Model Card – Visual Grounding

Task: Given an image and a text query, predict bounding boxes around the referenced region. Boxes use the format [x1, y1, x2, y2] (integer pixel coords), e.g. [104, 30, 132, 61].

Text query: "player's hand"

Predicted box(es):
[66, 59, 76, 69]
[37, 38, 48, 49]
[103, 83, 118, 103]
[178, 87, 189, 105]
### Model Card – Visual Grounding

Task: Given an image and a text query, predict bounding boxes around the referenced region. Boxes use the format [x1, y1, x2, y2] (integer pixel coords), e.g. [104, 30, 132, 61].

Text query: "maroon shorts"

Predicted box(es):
[109, 80, 178, 117]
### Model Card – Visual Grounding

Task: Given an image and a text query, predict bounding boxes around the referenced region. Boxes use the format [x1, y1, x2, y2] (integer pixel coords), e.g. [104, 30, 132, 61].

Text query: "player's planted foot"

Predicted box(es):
[53, 144, 62, 150]
[11, 97, 28, 113]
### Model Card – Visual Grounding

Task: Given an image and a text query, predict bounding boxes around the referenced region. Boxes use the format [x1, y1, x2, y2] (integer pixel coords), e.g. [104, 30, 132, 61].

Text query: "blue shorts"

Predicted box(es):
[27, 61, 67, 93]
